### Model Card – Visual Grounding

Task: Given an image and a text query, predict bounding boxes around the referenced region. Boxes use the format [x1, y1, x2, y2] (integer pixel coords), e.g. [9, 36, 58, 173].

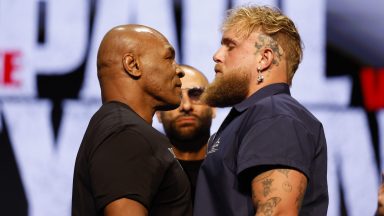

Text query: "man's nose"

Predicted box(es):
[176, 64, 185, 78]
[213, 47, 224, 63]
[179, 93, 193, 112]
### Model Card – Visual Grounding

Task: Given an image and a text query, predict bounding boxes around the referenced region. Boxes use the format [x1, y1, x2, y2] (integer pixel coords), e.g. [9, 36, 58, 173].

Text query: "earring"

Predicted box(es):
[257, 67, 264, 83]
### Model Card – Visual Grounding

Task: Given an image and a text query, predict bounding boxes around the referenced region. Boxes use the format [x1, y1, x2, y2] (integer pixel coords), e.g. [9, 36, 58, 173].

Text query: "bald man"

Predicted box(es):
[72, 25, 192, 216]
[157, 65, 215, 203]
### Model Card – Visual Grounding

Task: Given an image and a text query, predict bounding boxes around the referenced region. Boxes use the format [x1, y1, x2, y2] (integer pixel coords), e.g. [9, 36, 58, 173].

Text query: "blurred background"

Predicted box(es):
[0, 0, 383, 215]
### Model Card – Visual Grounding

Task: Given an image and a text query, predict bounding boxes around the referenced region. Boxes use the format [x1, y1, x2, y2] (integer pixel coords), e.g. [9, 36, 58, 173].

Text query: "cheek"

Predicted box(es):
[195, 107, 212, 119]
[228, 51, 251, 64]
[162, 64, 176, 83]
[224, 53, 241, 68]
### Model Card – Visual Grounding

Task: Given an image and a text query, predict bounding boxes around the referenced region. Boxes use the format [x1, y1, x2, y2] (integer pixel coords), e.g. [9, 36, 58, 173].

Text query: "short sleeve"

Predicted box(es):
[237, 115, 315, 180]
[89, 128, 163, 211]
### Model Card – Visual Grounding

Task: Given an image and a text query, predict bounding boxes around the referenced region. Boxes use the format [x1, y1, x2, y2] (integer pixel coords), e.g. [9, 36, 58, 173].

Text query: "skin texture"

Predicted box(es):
[202, 29, 288, 107]
[157, 65, 215, 161]
[97, 24, 184, 124]
[210, 29, 288, 100]
[97, 24, 184, 216]
[104, 199, 147, 216]
[205, 28, 308, 215]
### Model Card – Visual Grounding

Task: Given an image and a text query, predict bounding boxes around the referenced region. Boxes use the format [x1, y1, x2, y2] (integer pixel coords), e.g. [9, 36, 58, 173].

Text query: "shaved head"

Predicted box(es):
[95, 24, 184, 122]
[97, 24, 168, 77]
[179, 65, 209, 89]
[158, 65, 214, 154]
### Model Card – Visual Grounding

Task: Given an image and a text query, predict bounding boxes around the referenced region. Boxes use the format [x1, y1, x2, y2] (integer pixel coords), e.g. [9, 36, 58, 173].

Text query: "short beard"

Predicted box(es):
[163, 112, 212, 153]
[202, 67, 250, 107]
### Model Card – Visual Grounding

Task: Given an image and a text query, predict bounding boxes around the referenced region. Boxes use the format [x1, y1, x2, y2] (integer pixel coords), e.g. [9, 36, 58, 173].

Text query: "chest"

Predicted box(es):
[205, 114, 247, 172]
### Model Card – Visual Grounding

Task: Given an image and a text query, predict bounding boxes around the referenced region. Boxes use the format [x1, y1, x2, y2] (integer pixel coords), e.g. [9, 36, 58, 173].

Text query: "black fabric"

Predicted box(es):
[72, 101, 192, 216]
[177, 159, 203, 205]
[194, 83, 328, 216]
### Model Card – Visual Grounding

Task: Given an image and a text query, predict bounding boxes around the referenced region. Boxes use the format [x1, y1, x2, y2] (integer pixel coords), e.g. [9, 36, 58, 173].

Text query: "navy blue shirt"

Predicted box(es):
[194, 83, 328, 216]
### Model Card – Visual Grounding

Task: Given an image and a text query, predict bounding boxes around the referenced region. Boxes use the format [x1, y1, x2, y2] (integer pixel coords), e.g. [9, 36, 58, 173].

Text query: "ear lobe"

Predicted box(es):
[123, 53, 141, 78]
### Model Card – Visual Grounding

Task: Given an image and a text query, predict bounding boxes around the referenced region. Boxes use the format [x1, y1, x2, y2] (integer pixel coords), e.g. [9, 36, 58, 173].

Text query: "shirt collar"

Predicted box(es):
[234, 83, 291, 112]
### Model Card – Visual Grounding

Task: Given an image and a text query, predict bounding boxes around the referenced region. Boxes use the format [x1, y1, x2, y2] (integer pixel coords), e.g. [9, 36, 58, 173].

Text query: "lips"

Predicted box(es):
[176, 116, 197, 124]
[174, 78, 182, 88]
[214, 64, 222, 73]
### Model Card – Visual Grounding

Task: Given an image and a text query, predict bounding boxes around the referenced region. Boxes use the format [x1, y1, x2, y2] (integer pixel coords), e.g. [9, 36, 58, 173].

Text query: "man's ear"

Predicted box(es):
[123, 53, 141, 78]
[259, 48, 274, 71]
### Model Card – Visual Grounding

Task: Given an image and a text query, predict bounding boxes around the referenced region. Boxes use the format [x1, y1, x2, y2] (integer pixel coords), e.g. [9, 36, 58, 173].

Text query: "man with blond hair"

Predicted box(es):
[194, 5, 328, 216]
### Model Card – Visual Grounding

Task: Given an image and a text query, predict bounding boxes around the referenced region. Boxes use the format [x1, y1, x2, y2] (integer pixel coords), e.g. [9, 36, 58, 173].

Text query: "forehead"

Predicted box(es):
[155, 42, 175, 58]
[221, 29, 240, 43]
[180, 68, 208, 89]
[143, 32, 173, 52]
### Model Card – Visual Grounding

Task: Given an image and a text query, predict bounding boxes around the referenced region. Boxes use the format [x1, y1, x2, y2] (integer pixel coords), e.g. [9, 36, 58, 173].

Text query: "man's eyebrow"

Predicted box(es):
[167, 46, 175, 58]
[221, 37, 237, 46]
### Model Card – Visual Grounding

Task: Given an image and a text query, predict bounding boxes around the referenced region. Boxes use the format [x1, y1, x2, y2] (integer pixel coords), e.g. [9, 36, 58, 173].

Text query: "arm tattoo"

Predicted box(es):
[277, 169, 290, 178]
[252, 187, 257, 200]
[257, 197, 282, 216]
[282, 181, 292, 192]
[254, 170, 275, 182]
[262, 178, 274, 197]
[295, 178, 306, 210]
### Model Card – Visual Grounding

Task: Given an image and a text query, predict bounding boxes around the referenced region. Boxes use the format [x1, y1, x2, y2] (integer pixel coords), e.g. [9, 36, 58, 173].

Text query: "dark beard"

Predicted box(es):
[164, 113, 212, 152]
[202, 68, 250, 107]
[169, 131, 210, 153]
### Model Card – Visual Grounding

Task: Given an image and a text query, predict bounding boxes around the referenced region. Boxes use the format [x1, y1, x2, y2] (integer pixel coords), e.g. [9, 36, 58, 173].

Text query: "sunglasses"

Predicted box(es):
[181, 87, 205, 104]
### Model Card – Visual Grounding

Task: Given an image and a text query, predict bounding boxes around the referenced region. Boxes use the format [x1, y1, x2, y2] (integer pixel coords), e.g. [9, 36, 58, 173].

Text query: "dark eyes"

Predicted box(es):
[182, 87, 205, 104]
[187, 87, 204, 101]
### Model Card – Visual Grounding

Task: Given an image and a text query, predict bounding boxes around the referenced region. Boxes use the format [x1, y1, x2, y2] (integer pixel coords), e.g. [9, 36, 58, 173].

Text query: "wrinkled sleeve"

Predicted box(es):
[237, 115, 315, 185]
[89, 128, 163, 211]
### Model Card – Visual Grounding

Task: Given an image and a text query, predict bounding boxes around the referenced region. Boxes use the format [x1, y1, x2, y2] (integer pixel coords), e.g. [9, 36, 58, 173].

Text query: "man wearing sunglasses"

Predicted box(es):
[157, 65, 215, 203]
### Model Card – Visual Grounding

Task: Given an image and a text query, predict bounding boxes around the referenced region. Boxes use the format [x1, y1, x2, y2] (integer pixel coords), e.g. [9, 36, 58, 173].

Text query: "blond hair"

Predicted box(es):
[222, 5, 303, 85]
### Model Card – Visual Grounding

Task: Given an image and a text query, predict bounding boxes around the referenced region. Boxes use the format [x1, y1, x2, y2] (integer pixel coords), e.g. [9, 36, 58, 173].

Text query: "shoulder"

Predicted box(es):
[93, 128, 153, 161]
[87, 102, 134, 132]
[92, 102, 166, 141]
[246, 94, 321, 129]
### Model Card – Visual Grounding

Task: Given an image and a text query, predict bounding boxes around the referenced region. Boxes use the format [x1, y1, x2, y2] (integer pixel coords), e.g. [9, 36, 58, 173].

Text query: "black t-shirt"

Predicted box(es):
[177, 159, 203, 204]
[72, 101, 192, 216]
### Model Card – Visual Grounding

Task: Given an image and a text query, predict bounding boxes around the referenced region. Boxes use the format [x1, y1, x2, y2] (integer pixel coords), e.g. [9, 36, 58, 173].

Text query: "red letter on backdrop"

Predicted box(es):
[1, 51, 21, 86]
[360, 67, 384, 111]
